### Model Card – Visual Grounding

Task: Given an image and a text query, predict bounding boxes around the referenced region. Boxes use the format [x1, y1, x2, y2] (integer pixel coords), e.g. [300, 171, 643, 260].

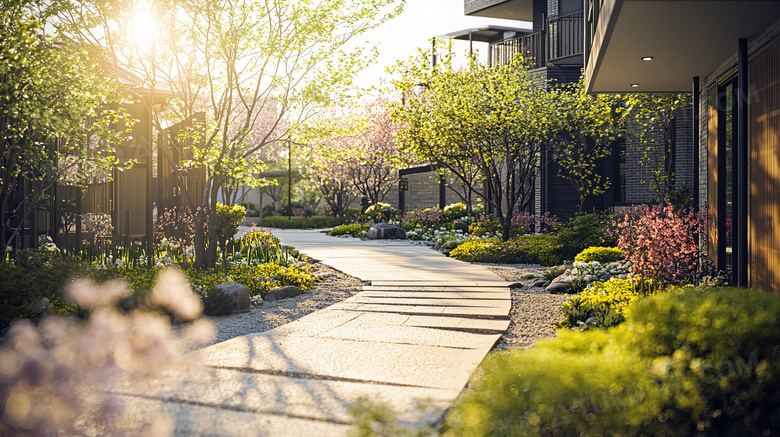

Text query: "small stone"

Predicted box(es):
[585, 316, 598, 325]
[215, 283, 251, 313]
[532, 279, 548, 287]
[297, 261, 309, 267]
[546, 272, 573, 294]
[507, 282, 523, 289]
[265, 285, 304, 302]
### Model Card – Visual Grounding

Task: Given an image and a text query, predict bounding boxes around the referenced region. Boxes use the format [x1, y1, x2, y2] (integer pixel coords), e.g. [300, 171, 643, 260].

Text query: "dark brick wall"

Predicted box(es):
[530, 66, 582, 88]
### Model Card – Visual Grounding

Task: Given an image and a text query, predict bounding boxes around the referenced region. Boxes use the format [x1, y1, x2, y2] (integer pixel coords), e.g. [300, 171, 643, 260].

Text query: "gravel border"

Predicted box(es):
[187, 258, 571, 352]
[184, 263, 363, 351]
[478, 263, 572, 351]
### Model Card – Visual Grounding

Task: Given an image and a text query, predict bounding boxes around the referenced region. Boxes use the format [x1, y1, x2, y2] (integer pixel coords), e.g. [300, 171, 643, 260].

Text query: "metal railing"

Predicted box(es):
[547, 11, 584, 61]
[489, 30, 545, 68]
[488, 10, 584, 68]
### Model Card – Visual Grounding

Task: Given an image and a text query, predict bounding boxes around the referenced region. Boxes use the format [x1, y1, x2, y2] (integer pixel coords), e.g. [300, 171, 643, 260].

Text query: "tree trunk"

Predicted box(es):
[207, 178, 220, 267]
[194, 177, 212, 269]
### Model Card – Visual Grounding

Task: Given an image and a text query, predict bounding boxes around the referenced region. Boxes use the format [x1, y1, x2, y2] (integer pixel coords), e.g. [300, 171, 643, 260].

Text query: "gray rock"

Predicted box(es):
[585, 316, 598, 326]
[453, 222, 469, 233]
[532, 279, 549, 287]
[215, 283, 251, 313]
[367, 223, 406, 239]
[265, 285, 304, 302]
[546, 272, 573, 294]
[507, 282, 524, 289]
[32, 297, 51, 314]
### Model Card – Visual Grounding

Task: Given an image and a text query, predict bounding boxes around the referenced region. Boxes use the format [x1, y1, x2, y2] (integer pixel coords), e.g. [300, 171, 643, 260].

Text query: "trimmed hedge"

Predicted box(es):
[257, 215, 342, 229]
[574, 246, 623, 263]
[449, 235, 561, 266]
[447, 287, 780, 436]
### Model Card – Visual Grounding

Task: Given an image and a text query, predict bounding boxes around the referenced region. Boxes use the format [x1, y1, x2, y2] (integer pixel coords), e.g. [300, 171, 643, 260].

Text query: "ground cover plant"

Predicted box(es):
[259, 215, 343, 229]
[1, 222, 315, 333]
[446, 286, 780, 436]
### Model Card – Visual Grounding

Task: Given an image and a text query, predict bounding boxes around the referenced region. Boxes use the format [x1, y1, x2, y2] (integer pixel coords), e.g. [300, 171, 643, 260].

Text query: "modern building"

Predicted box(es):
[463, 0, 693, 221]
[584, 0, 780, 292]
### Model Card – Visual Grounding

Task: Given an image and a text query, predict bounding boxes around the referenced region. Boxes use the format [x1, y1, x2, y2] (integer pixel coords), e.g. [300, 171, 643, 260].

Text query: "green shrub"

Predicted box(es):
[449, 239, 504, 263]
[449, 235, 560, 266]
[469, 218, 501, 238]
[441, 202, 467, 222]
[329, 223, 369, 237]
[504, 235, 561, 266]
[259, 215, 342, 229]
[201, 288, 234, 316]
[574, 246, 623, 263]
[0, 250, 86, 334]
[554, 211, 616, 260]
[447, 287, 780, 436]
[625, 287, 780, 433]
[560, 278, 643, 329]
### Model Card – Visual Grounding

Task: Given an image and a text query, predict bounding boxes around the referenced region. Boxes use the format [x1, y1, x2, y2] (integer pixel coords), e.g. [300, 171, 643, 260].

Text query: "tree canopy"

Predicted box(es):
[48, 0, 405, 267]
[390, 48, 558, 240]
[0, 0, 133, 248]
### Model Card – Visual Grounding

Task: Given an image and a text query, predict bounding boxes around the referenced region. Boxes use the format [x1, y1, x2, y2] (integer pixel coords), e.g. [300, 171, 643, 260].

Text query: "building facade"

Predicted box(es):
[584, 0, 780, 292]
[462, 0, 693, 222]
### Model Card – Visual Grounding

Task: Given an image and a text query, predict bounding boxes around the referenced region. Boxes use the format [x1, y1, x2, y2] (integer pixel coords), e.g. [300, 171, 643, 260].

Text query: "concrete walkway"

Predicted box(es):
[116, 229, 510, 436]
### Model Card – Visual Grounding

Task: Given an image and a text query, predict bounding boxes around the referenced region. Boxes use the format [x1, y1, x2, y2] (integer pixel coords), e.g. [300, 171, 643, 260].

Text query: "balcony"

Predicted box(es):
[489, 11, 584, 69]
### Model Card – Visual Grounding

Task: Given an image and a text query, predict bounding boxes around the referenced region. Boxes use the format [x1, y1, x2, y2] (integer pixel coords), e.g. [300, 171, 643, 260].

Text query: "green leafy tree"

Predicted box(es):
[390, 48, 557, 241]
[0, 1, 134, 249]
[54, 0, 405, 268]
[624, 93, 692, 200]
[549, 78, 630, 211]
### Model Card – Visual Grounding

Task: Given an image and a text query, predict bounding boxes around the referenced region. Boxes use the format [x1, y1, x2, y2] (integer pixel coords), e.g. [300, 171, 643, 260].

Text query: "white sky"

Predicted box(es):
[352, 0, 530, 90]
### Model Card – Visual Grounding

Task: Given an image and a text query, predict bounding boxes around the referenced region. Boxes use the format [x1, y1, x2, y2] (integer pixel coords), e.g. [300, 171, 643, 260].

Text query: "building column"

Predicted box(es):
[736, 38, 749, 287]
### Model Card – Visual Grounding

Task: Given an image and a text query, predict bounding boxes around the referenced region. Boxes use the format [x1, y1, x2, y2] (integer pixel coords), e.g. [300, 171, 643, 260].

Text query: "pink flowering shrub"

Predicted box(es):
[0, 269, 213, 436]
[80, 213, 114, 245]
[401, 208, 442, 228]
[154, 206, 204, 247]
[612, 200, 707, 286]
[511, 211, 559, 234]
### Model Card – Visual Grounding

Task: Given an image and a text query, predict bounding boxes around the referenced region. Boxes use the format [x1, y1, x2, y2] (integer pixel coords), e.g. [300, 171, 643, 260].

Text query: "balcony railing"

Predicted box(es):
[488, 11, 584, 68]
[547, 12, 584, 62]
[489, 30, 545, 69]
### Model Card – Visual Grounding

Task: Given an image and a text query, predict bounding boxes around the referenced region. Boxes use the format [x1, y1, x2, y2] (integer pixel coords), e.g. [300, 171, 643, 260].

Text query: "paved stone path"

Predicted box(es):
[116, 229, 510, 436]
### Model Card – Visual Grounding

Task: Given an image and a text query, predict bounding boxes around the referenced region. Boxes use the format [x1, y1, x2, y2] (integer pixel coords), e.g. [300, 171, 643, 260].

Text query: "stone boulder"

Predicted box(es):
[215, 283, 251, 313]
[265, 285, 304, 302]
[546, 272, 573, 294]
[367, 223, 406, 239]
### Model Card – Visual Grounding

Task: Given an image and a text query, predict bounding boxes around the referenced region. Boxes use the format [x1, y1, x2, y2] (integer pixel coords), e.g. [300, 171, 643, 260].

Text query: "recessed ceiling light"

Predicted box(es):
[630, 83, 640, 87]
[641, 56, 654, 61]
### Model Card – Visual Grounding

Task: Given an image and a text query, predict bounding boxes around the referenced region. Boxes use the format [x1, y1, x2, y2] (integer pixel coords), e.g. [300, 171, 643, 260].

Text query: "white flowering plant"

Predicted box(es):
[570, 260, 632, 289]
